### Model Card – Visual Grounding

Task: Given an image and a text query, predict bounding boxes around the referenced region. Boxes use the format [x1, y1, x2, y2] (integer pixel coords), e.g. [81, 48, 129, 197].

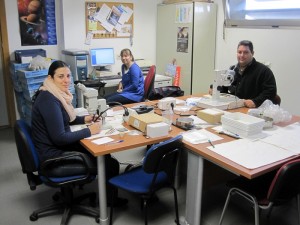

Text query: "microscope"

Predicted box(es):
[196, 69, 244, 109]
[212, 69, 235, 100]
[76, 83, 107, 114]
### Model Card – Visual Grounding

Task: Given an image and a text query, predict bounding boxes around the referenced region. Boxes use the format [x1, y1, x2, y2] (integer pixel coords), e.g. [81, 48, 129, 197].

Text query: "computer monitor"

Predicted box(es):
[90, 48, 115, 71]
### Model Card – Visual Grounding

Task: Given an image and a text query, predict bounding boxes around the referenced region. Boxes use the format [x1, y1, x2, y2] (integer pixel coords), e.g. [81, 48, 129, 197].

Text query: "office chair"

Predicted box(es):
[14, 119, 99, 225]
[219, 159, 300, 225]
[273, 94, 281, 105]
[143, 65, 156, 101]
[108, 135, 183, 225]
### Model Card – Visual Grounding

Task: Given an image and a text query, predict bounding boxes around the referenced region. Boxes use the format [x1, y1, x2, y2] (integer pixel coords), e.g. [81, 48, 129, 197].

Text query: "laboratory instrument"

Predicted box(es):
[76, 83, 107, 114]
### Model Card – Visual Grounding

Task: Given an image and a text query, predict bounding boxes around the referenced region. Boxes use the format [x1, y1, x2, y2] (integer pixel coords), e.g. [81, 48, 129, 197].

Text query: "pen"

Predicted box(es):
[93, 114, 101, 122]
[107, 140, 124, 145]
[218, 131, 240, 139]
[208, 139, 215, 148]
[92, 112, 96, 122]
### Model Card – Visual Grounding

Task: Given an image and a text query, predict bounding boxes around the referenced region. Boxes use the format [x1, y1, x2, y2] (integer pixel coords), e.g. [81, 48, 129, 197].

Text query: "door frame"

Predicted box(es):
[0, 0, 16, 127]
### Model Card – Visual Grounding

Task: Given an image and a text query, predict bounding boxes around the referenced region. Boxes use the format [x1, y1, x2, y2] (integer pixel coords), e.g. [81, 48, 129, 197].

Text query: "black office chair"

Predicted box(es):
[14, 119, 99, 225]
[272, 94, 281, 105]
[219, 159, 300, 225]
[143, 65, 156, 101]
[108, 135, 183, 225]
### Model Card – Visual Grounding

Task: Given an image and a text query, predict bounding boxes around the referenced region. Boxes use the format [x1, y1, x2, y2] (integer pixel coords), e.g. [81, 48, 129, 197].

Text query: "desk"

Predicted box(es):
[80, 122, 182, 225]
[76, 74, 172, 107]
[80, 96, 300, 225]
[98, 74, 172, 88]
[182, 114, 300, 225]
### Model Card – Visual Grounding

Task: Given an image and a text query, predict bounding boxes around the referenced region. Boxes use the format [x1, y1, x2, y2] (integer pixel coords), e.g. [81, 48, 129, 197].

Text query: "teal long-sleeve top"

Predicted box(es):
[119, 62, 144, 102]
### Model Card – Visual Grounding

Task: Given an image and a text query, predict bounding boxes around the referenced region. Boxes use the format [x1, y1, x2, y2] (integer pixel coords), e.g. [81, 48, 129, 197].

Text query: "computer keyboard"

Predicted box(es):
[75, 79, 105, 88]
[99, 75, 121, 80]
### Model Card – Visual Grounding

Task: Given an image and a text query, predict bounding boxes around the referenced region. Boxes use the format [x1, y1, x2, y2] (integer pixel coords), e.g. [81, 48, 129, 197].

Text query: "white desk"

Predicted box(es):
[76, 74, 173, 107]
[102, 74, 172, 88]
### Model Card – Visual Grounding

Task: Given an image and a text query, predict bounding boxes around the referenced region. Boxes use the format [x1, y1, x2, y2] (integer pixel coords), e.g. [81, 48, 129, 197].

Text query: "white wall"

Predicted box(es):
[4, 0, 300, 115]
[5, 0, 162, 73]
[60, 0, 162, 75]
[214, 0, 300, 115]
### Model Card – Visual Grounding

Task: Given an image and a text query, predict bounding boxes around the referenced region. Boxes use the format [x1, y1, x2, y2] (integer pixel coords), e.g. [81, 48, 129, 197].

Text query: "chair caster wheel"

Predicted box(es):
[95, 217, 100, 223]
[30, 213, 38, 221]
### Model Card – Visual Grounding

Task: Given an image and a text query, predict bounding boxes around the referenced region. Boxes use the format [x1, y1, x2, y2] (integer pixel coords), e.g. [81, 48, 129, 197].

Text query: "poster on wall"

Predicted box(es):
[177, 27, 189, 53]
[17, 0, 57, 46]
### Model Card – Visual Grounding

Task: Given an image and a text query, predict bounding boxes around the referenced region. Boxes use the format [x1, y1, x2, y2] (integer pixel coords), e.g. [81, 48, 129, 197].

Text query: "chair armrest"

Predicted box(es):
[39, 153, 92, 185]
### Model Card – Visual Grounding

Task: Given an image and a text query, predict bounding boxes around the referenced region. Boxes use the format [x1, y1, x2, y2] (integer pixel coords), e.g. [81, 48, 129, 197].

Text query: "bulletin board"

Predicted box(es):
[85, 2, 134, 39]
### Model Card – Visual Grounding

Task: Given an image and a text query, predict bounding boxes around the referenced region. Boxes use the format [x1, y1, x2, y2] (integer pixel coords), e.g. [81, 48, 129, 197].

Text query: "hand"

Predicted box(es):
[244, 99, 256, 108]
[88, 122, 101, 135]
[84, 115, 94, 123]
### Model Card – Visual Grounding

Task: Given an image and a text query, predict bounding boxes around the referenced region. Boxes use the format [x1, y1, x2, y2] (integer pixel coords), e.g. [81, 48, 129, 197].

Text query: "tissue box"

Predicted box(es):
[197, 108, 224, 124]
[128, 113, 163, 132]
[146, 122, 169, 138]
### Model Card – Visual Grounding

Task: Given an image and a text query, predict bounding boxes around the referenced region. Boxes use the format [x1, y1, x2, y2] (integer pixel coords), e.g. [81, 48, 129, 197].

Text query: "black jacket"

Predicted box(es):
[221, 58, 277, 107]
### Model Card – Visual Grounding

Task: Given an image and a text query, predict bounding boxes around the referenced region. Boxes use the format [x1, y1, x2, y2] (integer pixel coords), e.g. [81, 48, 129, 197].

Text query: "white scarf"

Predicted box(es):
[40, 77, 76, 122]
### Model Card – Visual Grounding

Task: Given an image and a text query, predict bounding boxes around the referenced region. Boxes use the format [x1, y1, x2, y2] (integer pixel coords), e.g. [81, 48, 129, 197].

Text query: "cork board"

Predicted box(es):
[86, 2, 134, 39]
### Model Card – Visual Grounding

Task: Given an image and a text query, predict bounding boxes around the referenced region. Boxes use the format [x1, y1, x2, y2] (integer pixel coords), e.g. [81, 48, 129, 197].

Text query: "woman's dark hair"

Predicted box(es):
[120, 48, 134, 61]
[32, 60, 69, 103]
[48, 60, 69, 78]
[238, 40, 254, 53]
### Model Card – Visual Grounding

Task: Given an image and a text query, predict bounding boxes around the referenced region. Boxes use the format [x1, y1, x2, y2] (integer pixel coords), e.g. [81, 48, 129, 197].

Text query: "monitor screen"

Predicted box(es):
[90, 48, 115, 67]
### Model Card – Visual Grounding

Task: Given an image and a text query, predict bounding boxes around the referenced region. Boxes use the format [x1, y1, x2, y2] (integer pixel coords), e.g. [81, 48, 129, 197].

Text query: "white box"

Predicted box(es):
[158, 97, 176, 110]
[221, 112, 265, 137]
[146, 122, 169, 138]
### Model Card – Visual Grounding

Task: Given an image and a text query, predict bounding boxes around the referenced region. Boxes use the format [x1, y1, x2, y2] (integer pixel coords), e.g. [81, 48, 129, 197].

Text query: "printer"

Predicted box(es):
[135, 59, 153, 76]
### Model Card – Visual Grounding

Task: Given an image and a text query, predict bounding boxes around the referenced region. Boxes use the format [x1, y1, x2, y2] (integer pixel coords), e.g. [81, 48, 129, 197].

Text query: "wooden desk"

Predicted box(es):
[182, 114, 300, 225]
[80, 122, 182, 225]
[80, 96, 300, 225]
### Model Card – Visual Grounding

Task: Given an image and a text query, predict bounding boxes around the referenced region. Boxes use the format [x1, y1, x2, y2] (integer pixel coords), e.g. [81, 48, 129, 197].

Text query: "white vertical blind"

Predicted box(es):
[224, 0, 300, 27]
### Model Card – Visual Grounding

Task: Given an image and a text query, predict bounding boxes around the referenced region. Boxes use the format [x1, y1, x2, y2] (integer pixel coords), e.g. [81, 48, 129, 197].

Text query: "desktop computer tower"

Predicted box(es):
[62, 49, 89, 81]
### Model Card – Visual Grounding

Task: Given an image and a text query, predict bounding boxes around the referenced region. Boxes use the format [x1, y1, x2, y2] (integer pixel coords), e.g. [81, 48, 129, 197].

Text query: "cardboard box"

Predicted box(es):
[197, 108, 224, 124]
[128, 113, 163, 133]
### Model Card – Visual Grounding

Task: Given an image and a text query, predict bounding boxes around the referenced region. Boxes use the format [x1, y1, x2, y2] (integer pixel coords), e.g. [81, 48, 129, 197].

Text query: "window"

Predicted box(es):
[224, 0, 300, 27]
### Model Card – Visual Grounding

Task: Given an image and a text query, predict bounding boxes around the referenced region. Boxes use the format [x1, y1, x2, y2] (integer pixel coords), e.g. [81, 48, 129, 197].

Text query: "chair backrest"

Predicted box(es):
[267, 159, 300, 204]
[14, 120, 40, 173]
[144, 65, 156, 100]
[272, 94, 281, 105]
[143, 135, 183, 181]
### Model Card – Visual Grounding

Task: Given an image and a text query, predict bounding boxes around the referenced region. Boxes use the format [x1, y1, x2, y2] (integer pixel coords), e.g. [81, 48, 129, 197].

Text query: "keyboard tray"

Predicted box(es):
[99, 75, 121, 80]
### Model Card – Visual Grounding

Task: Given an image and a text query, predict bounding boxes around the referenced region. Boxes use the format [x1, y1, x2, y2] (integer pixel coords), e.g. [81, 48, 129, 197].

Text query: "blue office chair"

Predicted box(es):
[219, 159, 300, 225]
[14, 119, 99, 225]
[108, 135, 183, 225]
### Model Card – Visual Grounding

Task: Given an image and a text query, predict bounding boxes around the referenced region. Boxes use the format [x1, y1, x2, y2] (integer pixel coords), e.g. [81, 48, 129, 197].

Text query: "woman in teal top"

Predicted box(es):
[105, 49, 144, 104]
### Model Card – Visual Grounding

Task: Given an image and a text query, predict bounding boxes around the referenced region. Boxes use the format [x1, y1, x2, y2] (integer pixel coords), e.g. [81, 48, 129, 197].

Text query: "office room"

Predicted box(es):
[1, 0, 300, 225]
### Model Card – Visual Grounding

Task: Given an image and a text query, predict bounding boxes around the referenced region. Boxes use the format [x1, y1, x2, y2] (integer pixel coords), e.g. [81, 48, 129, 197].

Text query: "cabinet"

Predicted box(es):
[156, 2, 217, 95]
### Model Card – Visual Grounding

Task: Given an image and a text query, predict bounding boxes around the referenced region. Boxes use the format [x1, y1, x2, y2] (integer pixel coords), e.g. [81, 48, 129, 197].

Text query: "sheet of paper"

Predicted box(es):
[117, 5, 133, 24]
[182, 129, 223, 144]
[260, 123, 300, 154]
[70, 124, 86, 132]
[188, 115, 216, 129]
[85, 124, 128, 139]
[208, 139, 295, 169]
[94, 4, 111, 23]
[92, 137, 114, 145]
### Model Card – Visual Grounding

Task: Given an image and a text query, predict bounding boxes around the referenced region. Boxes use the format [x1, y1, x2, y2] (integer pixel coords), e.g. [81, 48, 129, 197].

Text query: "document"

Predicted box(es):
[208, 139, 295, 169]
